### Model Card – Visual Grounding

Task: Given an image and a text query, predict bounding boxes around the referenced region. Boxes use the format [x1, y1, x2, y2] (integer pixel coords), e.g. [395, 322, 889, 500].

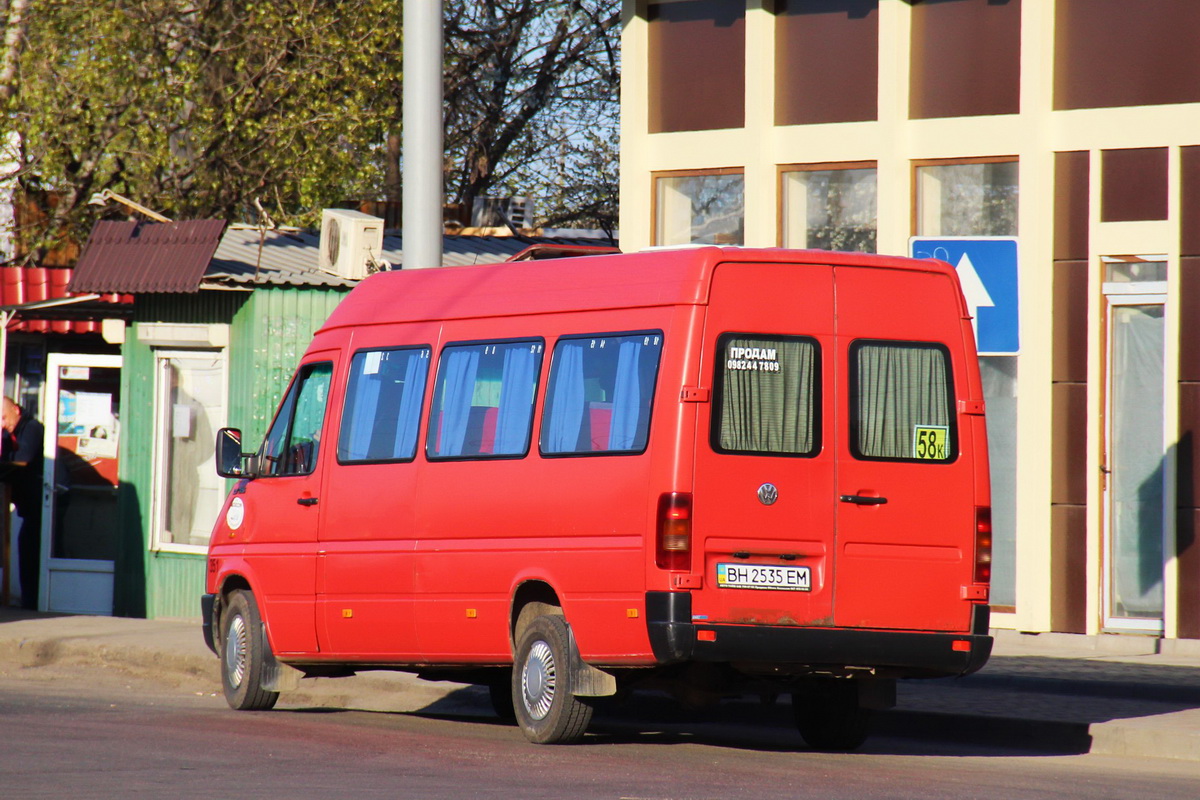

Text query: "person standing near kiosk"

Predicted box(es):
[2, 398, 44, 610]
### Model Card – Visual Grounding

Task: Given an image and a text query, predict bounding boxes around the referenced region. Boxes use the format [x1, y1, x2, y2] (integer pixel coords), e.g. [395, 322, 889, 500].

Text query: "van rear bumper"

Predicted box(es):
[646, 591, 992, 679]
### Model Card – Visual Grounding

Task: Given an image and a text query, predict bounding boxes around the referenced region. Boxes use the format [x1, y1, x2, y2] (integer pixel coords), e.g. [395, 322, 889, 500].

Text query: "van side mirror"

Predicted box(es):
[216, 428, 256, 479]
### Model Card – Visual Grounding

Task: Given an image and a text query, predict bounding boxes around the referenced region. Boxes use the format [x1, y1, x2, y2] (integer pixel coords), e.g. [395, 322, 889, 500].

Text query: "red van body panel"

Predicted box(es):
[206, 247, 991, 682]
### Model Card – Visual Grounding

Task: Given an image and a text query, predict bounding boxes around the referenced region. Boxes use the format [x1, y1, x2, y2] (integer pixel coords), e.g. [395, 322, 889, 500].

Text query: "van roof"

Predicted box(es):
[318, 247, 959, 331]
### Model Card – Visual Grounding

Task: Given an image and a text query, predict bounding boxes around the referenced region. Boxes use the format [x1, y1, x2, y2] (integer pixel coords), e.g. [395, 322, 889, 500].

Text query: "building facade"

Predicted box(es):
[620, 0, 1200, 638]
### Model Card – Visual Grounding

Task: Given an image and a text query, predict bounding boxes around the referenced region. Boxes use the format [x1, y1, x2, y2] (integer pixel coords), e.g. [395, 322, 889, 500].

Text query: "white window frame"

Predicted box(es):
[150, 347, 229, 554]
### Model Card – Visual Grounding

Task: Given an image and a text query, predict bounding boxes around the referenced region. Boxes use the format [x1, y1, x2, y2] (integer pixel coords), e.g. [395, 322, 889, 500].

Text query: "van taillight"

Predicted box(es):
[974, 506, 993, 584]
[656, 492, 692, 571]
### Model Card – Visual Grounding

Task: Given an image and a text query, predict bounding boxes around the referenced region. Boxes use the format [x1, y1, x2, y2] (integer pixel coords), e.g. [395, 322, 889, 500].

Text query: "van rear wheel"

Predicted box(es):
[792, 679, 870, 752]
[511, 614, 593, 744]
[220, 589, 280, 711]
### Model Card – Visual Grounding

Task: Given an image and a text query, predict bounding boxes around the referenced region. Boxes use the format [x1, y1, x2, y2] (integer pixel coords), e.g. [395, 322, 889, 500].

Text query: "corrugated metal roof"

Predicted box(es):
[1, 266, 131, 334]
[71, 217, 619, 293]
[69, 219, 228, 294]
[201, 227, 618, 287]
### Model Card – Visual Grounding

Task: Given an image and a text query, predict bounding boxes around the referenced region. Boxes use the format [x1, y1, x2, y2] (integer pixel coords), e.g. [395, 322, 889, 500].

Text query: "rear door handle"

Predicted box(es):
[839, 494, 887, 505]
[297, 497, 318, 506]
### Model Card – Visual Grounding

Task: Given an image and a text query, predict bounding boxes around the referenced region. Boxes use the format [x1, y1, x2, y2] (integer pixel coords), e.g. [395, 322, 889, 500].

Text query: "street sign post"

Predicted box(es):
[909, 237, 1019, 355]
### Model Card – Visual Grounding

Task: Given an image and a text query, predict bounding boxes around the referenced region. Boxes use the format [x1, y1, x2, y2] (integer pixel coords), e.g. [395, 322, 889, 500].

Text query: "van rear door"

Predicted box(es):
[832, 264, 978, 633]
[690, 261, 838, 628]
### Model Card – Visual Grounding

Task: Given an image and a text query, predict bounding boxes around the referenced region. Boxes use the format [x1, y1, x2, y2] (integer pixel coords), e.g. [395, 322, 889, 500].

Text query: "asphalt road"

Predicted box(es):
[3, 661, 1199, 799]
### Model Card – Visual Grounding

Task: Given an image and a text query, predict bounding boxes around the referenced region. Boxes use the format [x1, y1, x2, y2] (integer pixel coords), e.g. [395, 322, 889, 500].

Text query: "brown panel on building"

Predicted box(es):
[1181, 259, 1200, 383]
[1055, 0, 1200, 110]
[1182, 148, 1200, 257]
[1052, 260, 1088, 384]
[1051, 382, 1087, 507]
[648, 0, 745, 133]
[1178, 382, 1200, 509]
[1178, 509, 1200, 639]
[1050, 504, 1089, 634]
[775, 0, 878, 125]
[1054, 152, 1089, 262]
[909, 0, 1021, 119]
[1101, 148, 1168, 223]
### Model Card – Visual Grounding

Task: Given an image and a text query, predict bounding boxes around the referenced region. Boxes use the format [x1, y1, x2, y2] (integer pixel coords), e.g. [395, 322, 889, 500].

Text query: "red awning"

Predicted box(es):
[69, 219, 228, 294]
[1, 266, 131, 334]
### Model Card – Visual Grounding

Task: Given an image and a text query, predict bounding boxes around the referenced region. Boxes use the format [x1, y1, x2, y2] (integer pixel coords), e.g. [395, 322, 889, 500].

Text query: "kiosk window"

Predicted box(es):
[427, 340, 543, 458]
[541, 333, 663, 455]
[338, 347, 430, 463]
[713, 335, 819, 456]
[261, 361, 333, 476]
[851, 341, 955, 462]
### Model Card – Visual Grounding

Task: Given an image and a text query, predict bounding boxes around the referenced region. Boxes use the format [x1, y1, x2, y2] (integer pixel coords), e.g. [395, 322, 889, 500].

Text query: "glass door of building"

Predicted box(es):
[1102, 259, 1167, 633]
[40, 353, 121, 614]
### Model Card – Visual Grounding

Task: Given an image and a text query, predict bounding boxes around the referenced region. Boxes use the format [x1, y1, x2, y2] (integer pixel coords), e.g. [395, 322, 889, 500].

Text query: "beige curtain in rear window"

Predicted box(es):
[717, 336, 816, 455]
[854, 342, 952, 461]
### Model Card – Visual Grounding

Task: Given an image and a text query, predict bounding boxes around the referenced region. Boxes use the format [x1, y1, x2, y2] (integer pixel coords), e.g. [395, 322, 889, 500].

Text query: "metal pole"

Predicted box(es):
[402, 0, 444, 270]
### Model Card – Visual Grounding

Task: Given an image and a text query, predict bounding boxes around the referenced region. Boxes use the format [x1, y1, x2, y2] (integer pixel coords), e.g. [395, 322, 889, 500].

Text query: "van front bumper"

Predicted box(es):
[646, 591, 992, 679]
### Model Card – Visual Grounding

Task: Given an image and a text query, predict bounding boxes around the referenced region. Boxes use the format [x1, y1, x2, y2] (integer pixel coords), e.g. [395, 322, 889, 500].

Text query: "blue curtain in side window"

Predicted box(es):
[495, 345, 539, 454]
[546, 343, 585, 452]
[393, 352, 429, 459]
[438, 349, 479, 456]
[343, 364, 382, 461]
[609, 341, 641, 450]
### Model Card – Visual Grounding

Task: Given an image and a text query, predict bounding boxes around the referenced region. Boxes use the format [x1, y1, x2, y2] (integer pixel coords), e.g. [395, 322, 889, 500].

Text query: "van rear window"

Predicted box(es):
[338, 347, 431, 463]
[850, 340, 956, 462]
[712, 334, 820, 456]
[540, 332, 663, 456]
[427, 340, 544, 459]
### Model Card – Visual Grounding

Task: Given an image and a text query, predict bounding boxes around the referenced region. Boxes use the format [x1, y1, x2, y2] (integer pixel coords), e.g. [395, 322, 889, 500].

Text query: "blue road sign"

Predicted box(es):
[909, 237, 1019, 355]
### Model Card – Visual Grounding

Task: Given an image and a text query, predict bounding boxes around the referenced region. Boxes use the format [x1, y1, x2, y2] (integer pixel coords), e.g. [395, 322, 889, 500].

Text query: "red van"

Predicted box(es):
[202, 247, 991, 750]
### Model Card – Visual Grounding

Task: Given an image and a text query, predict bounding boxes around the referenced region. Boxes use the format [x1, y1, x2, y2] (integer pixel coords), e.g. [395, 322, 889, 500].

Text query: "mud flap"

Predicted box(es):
[566, 624, 617, 697]
[259, 635, 302, 692]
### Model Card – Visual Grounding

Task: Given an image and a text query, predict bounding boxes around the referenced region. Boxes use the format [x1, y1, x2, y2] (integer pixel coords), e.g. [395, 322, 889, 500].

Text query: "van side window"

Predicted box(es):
[338, 347, 431, 463]
[540, 332, 664, 456]
[712, 334, 820, 456]
[260, 361, 334, 476]
[427, 340, 544, 459]
[850, 340, 956, 463]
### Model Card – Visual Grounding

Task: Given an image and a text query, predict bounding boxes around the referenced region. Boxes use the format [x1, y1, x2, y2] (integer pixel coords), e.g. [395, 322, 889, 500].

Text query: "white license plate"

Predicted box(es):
[716, 563, 811, 592]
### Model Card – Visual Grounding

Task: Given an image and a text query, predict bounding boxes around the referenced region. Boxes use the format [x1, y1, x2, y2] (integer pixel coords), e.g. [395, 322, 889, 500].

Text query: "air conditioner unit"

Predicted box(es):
[319, 209, 385, 280]
[471, 196, 534, 229]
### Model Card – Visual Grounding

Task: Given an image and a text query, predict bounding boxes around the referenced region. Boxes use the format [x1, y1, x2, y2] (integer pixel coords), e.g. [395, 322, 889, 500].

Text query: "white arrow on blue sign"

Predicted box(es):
[909, 236, 1019, 355]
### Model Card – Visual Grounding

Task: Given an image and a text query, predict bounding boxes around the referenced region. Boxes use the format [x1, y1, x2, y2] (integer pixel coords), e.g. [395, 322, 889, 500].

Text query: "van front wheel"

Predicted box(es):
[220, 589, 280, 711]
[511, 614, 593, 744]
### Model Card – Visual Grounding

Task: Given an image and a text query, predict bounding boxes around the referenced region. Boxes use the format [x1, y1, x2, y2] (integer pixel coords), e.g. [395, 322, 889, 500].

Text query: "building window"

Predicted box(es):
[915, 159, 1018, 237]
[775, 0, 878, 125]
[781, 164, 876, 252]
[338, 347, 430, 463]
[654, 170, 744, 246]
[427, 340, 544, 459]
[916, 157, 1019, 608]
[151, 350, 227, 552]
[540, 332, 663, 456]
[648, 0, 745, 132]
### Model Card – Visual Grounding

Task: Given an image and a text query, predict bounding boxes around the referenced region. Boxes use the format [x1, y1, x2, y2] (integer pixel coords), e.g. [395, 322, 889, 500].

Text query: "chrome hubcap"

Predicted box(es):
[225, 613, 248, 689]
[521, 640, 556, 720]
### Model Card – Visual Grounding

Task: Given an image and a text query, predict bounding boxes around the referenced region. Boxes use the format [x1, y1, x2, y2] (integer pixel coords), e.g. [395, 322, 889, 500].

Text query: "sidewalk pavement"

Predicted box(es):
[2, 606, 1199, 760]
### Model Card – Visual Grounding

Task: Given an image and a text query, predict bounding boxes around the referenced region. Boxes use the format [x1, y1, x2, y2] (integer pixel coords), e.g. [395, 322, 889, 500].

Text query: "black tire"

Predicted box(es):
[792, 680, 871, 752]
[511, 614, 593, 744]
[488, 676, 517, 723]
[220, 589, 280, 711]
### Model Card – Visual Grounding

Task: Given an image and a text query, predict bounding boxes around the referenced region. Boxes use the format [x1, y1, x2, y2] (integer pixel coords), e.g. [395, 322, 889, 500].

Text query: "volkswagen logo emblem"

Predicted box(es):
[757, 483, 779, 506]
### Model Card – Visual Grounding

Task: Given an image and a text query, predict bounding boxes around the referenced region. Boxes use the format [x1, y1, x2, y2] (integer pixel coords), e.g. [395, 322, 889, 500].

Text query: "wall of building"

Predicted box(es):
[620, 0, 1200, 638]
[116, 287, 348, 619]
